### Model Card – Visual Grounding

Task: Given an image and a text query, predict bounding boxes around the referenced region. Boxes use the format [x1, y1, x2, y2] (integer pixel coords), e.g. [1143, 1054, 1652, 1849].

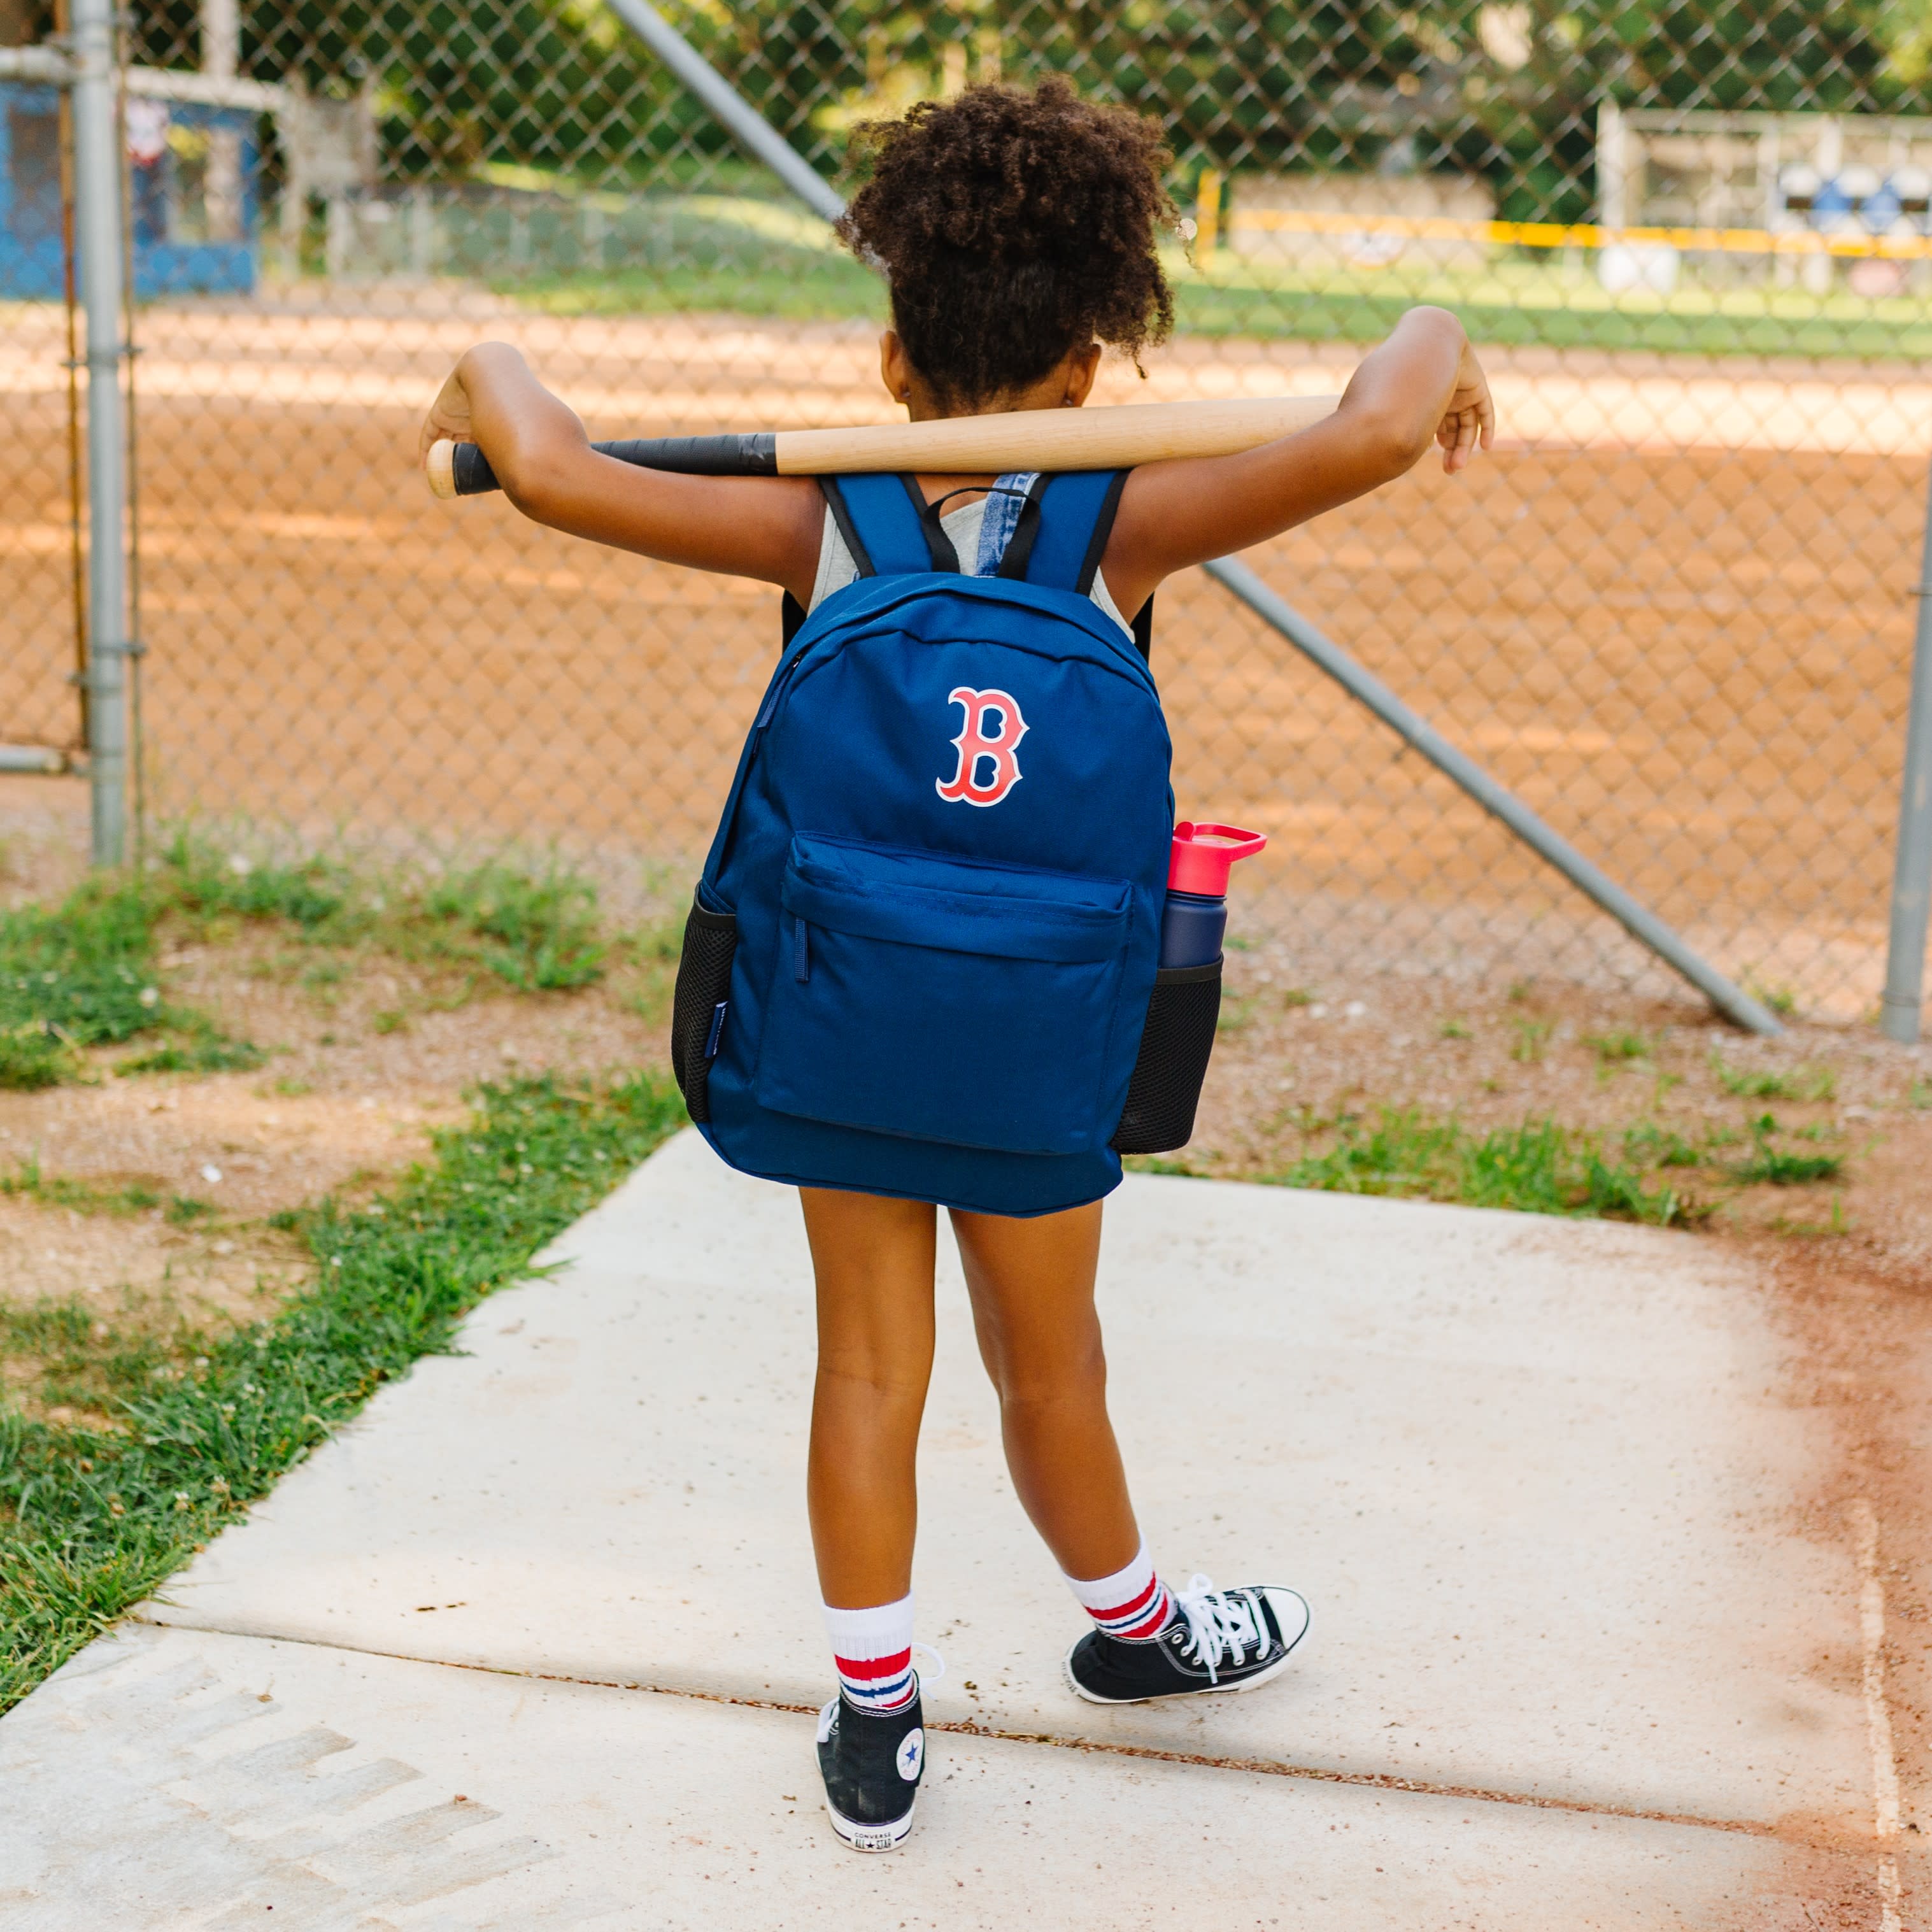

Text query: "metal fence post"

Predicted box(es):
[69, 0, 129, 867]
[1880, 465, 1932, 1045]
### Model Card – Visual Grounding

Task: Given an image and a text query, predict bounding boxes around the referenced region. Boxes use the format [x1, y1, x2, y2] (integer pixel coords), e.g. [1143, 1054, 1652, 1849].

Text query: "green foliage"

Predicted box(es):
[418, 864, 605, 990]
[116, 1016, 265, 1077]
[0, 880, 162, 1070]
[1731, 1114, 1843, 1184]
[157, 835, 608, 996]
[160, 837, 353, 931]
[0, 1163, 163, 1216]
[0, 1070, 687, 1712]
[1622, 1122, 1703, 1168]
[1586, 1031, 1652, 1063]
[1510, 1018, 1554, 1063]
[1265, 1109, 1695, 1226]
[1710, 1055, 1836, 1102]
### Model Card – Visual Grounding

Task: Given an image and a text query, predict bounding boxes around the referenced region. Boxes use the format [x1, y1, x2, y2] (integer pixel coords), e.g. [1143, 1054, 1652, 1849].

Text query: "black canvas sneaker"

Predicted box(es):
[816, 1687, 927, 1852]
[1064, 1574, 1310, 1705]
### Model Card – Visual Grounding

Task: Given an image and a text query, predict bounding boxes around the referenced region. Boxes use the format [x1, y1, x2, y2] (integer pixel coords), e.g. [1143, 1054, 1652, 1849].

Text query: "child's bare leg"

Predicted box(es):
[800, 1187, 938, 1608]
[949, 1202, 1140, 1580]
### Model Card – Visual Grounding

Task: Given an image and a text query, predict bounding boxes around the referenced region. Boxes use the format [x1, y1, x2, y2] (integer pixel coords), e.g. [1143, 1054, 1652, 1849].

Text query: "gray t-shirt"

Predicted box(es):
[807, 487, 1132, 635]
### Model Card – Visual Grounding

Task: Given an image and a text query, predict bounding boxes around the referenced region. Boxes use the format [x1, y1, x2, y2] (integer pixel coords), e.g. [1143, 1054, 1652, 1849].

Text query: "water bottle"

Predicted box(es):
[1160, 822, 1268, 967]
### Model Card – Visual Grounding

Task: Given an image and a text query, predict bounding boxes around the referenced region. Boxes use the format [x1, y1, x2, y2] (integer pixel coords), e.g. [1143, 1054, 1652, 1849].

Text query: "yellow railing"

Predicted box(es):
[1229, 205, 1932, 261]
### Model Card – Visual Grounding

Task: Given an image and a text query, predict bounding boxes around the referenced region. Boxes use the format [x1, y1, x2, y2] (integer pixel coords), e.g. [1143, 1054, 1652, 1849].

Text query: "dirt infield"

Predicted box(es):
[2, 297, 1922, 1018]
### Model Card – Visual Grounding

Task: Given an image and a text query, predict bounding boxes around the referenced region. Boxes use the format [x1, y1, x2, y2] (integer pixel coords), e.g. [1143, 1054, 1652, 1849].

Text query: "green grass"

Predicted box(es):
[0, 839, 616, 1094]
[0, 1069, 686, 1712]
[1510, 1018, 1554, 1065]
[0, 881, 166, 1089]
[1621, 1123, 1703, 1169]
[497, 211, 1932, 360]
[1710, 1055, 1836, 1103]
[1586, 1030, 1653, 1064]
[162, 839, 607, 994]
[0, 1162, 162, 1216]
[1260, 1108, 1698, 1227]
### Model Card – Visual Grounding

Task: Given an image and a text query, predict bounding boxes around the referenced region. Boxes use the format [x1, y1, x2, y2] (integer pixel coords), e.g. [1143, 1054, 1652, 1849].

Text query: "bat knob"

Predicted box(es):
[425, 439, 459, 501]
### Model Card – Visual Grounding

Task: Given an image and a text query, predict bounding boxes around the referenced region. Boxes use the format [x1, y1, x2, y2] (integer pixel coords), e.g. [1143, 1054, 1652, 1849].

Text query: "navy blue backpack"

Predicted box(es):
[669, 468, 1222, 1216]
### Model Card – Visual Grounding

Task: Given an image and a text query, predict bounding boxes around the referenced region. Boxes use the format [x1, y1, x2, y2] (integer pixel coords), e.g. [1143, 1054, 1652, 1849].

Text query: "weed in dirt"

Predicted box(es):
[1262, 1109, 1695, 1226]
[1438, 1019, 1472, 1041]
[1, 1162, 163, 1216]
[1510, 1018, 1554, 1064]
[371, 1009, 408, 1036]
[1216, 995, 1255, 1035]
[1742, 976, 1799, 1019]
[1770, 1195, 1850, 1237]
[416, 864, 605, 991]
[157, 835, 608, 997]
[1734, 1142, 1844, 1186]
[117, 1011, 263, 1077]
[162, 1196, 217, 1226]
[0, 1069, 687, 1711]
[0, 1303, 188, 1422]
[1912, 1078, 1932, 1111]
[1710, 1055, 1835, 1103]
[1586, 1031, 1652, 1064]
[1622, 1122, 1703, 1168]
[266, 1076, 313, 1098]
[162, 842, 353, 933]
[0, 881, 162, 1088]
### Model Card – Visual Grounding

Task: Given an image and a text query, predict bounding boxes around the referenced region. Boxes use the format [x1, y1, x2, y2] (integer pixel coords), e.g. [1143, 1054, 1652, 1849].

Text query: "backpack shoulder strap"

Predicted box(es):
[1002, 470, 1126, 594]
[818, 474, 958, 577]
[999, 469, 1152, 662]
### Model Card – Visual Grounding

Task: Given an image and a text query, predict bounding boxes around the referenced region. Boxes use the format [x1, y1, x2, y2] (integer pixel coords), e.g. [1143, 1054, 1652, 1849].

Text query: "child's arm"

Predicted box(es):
[1100, 308, 1492, 620]
[418, 343, 825, 604]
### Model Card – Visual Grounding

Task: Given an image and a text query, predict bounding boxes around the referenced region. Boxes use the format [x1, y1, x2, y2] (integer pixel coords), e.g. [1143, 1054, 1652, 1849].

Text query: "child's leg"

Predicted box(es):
[948, 1202, 1141, 1583]
[799, 1186, 938, 1610]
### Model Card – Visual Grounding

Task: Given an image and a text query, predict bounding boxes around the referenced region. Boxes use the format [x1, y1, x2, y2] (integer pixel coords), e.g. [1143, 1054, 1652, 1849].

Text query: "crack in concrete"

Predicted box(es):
[138, 1613, 1849, 1851]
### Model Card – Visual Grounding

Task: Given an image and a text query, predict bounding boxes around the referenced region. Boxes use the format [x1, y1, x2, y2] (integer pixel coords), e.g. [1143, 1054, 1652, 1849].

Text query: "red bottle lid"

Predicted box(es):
[1168, 821, 1267, 895]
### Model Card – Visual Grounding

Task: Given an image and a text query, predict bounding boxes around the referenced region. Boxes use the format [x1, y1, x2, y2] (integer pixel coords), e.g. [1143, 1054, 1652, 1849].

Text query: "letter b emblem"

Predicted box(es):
[936, 687, 1028, 808]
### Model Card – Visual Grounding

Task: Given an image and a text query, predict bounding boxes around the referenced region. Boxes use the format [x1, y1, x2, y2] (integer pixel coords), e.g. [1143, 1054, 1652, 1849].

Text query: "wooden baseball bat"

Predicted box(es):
[425, 394, 1339, 499]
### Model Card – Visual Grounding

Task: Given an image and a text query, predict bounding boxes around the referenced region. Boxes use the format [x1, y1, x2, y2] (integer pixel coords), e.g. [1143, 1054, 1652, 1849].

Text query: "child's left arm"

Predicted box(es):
[418, 343, 826, 604]
[1100, 308, 1493, 620]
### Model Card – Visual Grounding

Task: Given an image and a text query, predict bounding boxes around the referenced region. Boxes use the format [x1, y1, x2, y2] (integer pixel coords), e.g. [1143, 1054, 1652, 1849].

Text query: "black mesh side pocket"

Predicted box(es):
[1111, 961, 1223, 1155]
[670, 894, 737, 1124]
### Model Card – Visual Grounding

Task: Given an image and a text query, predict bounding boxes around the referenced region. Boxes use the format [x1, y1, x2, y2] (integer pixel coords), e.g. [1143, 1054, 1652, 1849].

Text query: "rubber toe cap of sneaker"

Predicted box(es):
[1260, 1586, 1311, 1654]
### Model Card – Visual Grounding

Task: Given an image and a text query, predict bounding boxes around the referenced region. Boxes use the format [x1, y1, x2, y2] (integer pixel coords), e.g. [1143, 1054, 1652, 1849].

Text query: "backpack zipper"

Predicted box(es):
[793, 916, 811, 982]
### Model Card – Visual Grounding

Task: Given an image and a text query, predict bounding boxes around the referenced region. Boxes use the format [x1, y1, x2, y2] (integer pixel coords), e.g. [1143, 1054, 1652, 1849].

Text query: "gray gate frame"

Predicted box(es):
[604, 0, 1801, 1033]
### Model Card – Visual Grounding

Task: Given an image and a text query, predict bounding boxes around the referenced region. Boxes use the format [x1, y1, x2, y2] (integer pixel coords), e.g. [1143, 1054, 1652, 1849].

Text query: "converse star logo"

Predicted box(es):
[896, 1727, 925, 1781]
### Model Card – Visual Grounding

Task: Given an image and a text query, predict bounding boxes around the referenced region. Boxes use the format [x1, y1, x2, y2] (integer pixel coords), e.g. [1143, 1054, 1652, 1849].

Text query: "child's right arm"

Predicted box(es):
[1100, 308, 1493, 621]
[418, 343, 826, 605]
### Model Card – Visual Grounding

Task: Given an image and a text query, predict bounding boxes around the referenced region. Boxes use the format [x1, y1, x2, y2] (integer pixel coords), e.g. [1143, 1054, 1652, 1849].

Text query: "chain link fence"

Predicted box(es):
[4, 1, 1930, 1023]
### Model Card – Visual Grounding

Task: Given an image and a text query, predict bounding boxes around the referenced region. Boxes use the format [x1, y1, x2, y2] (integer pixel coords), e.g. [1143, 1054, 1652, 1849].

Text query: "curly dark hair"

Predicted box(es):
[837, 80, 1177, 409]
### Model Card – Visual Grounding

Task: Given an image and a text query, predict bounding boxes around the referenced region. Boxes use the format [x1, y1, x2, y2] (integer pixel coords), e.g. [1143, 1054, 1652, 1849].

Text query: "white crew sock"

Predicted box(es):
[822, 1593, 918, 1713]
[1063, 1542, 1174, 1642]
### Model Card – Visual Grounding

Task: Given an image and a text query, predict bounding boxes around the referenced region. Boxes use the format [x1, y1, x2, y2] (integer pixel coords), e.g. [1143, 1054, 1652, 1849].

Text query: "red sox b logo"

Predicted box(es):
[936, 686, 1028, 807]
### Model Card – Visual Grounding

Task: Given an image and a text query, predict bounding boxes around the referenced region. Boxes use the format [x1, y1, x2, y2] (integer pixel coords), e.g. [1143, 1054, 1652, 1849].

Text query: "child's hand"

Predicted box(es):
[418, 360, 477, 469]
[1435, 339, 1494, 474]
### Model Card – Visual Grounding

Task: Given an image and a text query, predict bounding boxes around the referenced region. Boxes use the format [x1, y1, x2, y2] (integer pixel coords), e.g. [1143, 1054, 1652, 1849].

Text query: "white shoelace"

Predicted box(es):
[1170, 1576, 1268, 1684]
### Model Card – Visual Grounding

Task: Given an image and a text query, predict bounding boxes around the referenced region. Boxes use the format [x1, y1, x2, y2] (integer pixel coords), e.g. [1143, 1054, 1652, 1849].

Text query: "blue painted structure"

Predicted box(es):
[0, 80, 260, 297]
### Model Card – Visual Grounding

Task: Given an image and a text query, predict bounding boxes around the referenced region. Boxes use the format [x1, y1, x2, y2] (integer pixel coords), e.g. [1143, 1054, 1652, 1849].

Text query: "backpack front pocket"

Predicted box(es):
[755, 834, 1133, 1155]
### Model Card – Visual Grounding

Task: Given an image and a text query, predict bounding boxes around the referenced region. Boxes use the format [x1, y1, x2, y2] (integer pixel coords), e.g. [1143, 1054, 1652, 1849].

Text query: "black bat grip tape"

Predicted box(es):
[450, 432, 778, 495]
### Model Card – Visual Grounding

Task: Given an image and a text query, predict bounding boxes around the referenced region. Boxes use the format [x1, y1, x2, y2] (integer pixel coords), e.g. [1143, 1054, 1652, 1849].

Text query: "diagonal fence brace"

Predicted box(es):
[1205, 557, 1783, 1035]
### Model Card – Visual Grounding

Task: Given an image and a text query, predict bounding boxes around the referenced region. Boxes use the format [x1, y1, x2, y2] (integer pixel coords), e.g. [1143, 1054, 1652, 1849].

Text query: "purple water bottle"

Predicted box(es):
[1160, 822, 1268, 967]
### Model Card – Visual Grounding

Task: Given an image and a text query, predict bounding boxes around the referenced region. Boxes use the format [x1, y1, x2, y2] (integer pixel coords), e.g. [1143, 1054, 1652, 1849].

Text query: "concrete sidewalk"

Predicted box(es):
[0, 1130, 1905, 1927]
